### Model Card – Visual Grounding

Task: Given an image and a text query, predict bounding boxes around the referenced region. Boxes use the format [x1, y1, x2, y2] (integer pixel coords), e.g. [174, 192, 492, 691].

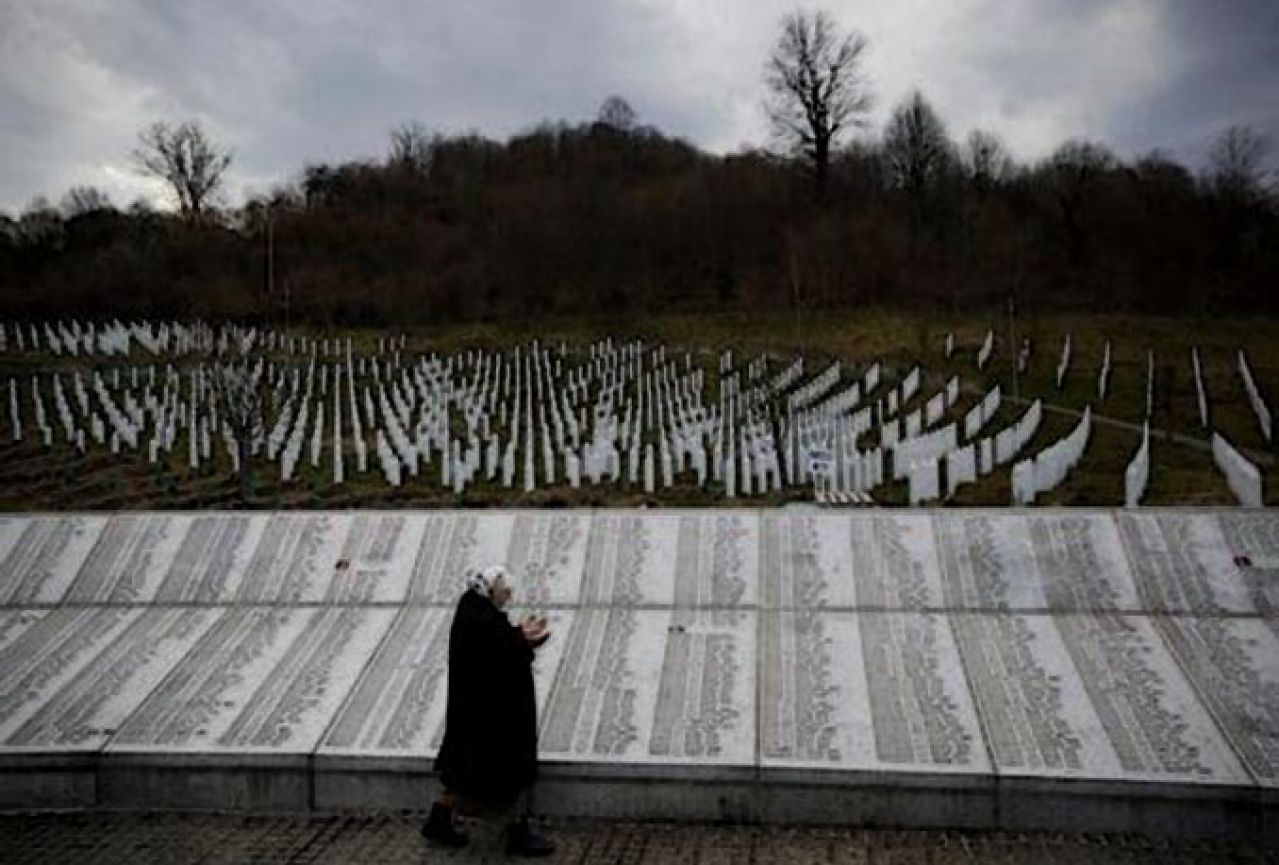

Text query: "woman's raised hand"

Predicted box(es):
[520, 615, 551, 646]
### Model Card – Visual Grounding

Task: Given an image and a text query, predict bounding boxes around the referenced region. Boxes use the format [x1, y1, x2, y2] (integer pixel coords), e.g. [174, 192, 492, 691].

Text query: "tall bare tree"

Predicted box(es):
[1206, 125, 1273, 205]
[597, 95, 638, 132]
[388, 120, 437, 175]
[133, 120, 231, 221]
[884, 90, 955, 198]
[1046, 140, 1116, 275]
[209, 357, 264, 500]
[60, 185, 113, 217]
[765, 9, 871, 200]
[17, 197, 63, 244]
[963, 130, 1013, 196]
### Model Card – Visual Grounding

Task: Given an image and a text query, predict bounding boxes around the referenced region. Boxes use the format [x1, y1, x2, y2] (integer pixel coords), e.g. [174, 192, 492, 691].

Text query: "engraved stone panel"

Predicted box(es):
[759, 611, 988, 775]
[580, 512, 756, 608]
[950, 612, 1088, 776]
[934, 514, 1048, 610]
[1116, 513, 1256, 614]
[848, 514, 946, 610]
[63, 514, 189, 603]
[323, 513, 428, 602]
[1215, 513, 1279, 622]
[2, 608, 223, 751]
[1152, 615, 1279, 785]
[235, 514, 350, 603]
[152, 514, 266, 603]
[407, 512, 589, 606]
[0, 607, 140, 735]
[949, 611, 1243, 783]
[0, 610, 48, 654]
[935, 514, 1142, 612]
[320, 605, 573, 758]
[110, 607, 394, 754]
[760, 514, 856, 610]
[321, 606, 451, 755]
[1049, 613, 1247, 784]
[0, 506, 1271, 805]
[215, 607, 394, 750]
[0, 516, 108, 605]
[1025, 514, 1141, 611]
[539, 609, 754, 767]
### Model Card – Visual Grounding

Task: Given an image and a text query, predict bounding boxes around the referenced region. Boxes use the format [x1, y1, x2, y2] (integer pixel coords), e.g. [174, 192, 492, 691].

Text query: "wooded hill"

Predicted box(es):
[3, 117, 1276, 324]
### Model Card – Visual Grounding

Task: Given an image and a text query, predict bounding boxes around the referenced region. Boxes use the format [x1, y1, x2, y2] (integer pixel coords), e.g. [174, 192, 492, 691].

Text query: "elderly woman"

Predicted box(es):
[423, 565, 554, 857]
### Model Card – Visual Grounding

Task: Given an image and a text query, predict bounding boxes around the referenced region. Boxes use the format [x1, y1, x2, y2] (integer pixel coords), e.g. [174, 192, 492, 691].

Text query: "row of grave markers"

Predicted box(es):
[945, 329, 1271, 506]
[0, 318, 1271, 506]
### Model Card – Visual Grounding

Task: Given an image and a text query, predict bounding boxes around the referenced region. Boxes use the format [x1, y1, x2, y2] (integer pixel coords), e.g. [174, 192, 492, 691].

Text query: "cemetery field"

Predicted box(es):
[0, 309, 1275, 511]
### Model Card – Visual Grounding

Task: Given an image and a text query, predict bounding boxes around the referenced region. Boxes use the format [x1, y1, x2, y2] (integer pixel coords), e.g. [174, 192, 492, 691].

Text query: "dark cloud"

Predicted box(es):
[1105, 0, 1279, 162]
[1, 0, 1275, 211]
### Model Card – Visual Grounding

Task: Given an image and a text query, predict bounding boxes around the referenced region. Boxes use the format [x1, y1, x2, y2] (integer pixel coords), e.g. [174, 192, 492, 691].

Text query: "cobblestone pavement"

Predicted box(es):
[0, 812, 1273, 865]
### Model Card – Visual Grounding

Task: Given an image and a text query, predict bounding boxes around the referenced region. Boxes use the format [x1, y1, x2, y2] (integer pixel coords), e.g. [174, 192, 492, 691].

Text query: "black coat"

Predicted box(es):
[434, 591, 538, 803]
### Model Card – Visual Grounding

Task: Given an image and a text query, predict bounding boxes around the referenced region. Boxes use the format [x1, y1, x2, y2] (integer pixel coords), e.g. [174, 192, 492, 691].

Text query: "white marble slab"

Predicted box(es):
[0, 507, 1271, 801]
[63, 516, 399, 603]
[109, 607, 394, 755]
[933, 514, 1049, 610]
[579, 512, 757, 608]
[539, 608, 755, 769]
[320, 605, 573, 758]
[848, 514, 947, 610]
[1214, 513, 1279, 616]
[1151, 614, 1279, 786]
[0, 609, 49, 654]
[406, 512, 590, 606]
[0, 515, 109, 605]
[760, 513, 857, 609]
[1, 608, 224, 752]
[1115, 513, 1258, 614]
[951, 612, 1108, 779]
[1042, 613, 1247, 785]
[152, 513, 267, 603]
[324, 512, 428, 602]
[951, 611, 1248, 785]
[1023, 514, 1142, 611]
[759, 611, 988, 775]
[0, 608, 142, 737]
[63, 514, 192, 603]
[234, 513, 352, 603]
[933, 514, 1143, 612]
[49, 513, 428, 605]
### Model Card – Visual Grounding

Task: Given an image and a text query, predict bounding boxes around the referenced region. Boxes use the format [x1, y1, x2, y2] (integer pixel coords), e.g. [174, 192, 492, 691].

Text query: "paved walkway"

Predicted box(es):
[0, 812, 1271, 864]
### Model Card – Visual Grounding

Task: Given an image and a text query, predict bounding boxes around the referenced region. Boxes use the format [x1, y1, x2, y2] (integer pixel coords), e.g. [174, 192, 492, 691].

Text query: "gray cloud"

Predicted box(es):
[1, 0, 1275, 212]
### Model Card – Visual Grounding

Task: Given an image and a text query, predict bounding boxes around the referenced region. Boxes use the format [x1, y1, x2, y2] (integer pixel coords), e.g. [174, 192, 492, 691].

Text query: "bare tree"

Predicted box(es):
[209, 357, 264, 499]
[963, 130, 1013, 196]
[60, 185, 113, 217]
[597, 95, 638, 132]
[17, 197, 63, 244]
[388, 120, 436, 175]
[133, 120, 232, 221]
[1050, 140, 1116, 183]
[1046, 140, 1116, 272]
[883, 90, 955, 197]
[765, 9, 871, 199]
[1206, 125, 1273, 205]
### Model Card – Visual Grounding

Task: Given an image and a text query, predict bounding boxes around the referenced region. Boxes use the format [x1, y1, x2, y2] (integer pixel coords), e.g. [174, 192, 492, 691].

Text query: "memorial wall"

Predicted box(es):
[0, 509, 1275, 805]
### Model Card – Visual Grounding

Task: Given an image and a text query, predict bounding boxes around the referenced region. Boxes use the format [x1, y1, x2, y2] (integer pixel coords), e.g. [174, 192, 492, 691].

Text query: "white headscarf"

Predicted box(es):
[465, 564, 509, 599]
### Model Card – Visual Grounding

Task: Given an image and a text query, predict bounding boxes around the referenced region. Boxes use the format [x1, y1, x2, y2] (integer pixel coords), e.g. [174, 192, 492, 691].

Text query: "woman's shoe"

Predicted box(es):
[505, 817, 555, 857]
[421, 802, 468, 848]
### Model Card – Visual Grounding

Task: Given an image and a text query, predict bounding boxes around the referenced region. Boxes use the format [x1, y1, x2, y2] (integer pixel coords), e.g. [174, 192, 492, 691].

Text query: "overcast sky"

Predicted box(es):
[2, 0, 1276, 213]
